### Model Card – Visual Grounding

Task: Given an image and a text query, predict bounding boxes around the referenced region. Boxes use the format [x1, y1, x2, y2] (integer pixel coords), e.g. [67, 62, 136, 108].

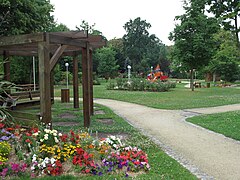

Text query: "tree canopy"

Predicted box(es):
[0, 0, 55, 36]
[123, 17, 165, 73]
[169, 0, 219, 90]
[208, 29, 240, 82]
[206, 0, 240, 48]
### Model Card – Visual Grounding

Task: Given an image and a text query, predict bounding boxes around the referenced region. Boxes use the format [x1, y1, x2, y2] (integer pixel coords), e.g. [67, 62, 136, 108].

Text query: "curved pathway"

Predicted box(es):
[94, 99, 240, 180]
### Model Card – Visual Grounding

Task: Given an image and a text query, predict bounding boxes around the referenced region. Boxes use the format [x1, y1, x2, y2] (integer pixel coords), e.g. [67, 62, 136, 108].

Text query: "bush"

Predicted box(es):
[107, 78, 176, 92]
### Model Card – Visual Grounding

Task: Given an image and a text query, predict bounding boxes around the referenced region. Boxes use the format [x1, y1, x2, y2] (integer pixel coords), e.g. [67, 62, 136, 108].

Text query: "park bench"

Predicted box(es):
[1, 90, 40, 109]
[194, 82, 201, 88]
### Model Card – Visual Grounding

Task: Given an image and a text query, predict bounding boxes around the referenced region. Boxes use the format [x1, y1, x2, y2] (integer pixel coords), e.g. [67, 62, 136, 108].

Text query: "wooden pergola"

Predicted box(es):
[0, 31, 106, 127]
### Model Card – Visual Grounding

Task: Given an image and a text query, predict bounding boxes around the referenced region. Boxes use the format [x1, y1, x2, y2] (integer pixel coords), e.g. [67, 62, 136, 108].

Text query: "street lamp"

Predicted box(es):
[65, 62, 69, 89]
[127, 65, 131, 82]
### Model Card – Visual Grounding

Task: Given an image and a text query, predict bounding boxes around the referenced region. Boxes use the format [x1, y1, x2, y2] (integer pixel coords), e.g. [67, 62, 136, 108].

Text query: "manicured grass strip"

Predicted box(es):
[187, 111, 240, 141]
[54, 82, 240, 110]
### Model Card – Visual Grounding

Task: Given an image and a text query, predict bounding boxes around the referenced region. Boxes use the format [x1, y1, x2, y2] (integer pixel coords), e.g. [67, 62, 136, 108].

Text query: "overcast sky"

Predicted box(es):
[50, 0, 185, 45]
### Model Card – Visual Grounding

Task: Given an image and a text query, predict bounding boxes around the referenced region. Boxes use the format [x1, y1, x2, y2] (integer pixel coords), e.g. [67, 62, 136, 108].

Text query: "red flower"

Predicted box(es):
[25, 139, 32, 144]
[60, 134, 68, 142]
[6, 127, 14, 131]
[0, 123, 5, 129]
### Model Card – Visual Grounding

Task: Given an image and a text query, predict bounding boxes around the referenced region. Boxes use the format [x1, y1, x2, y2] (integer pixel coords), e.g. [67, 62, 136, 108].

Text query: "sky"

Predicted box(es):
[50, 0, 185, 45]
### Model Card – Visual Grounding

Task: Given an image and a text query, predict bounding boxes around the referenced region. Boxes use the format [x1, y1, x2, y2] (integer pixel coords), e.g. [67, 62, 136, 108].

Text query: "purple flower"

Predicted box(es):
[125, 172, 129, 177]
[0, 136, 9, 141]
[98, 172, 103, 176]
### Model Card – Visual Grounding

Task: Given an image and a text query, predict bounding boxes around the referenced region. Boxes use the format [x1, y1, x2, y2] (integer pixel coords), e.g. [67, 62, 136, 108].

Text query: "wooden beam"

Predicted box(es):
[73, 53, 79, 108]
[49, 31, 87, 38]
[49, 34, 87, 47]
[3, 51, 10, 81]
[89, 50, 93, 115]
[0, 33, 44, 46]
[38, 36, 52, 127]
[49, 45, 68, 71]
[82, 44, 90, 127]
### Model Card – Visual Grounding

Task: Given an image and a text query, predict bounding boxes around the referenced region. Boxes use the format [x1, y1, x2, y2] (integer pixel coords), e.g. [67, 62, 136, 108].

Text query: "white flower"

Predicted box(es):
[44, 129, 50, 134]
[40, 139, 44, 142]
[53, 133, 57, 136]
[50, 158, 56, 164]
[58, 133, 62, 137]
[31, 166, 35, 170]
[32, 132, 38, 137]
[52, 130, 57, 134]
[44, 136, 48, 140]
[54, 137, 59, 143]
[32, 154, 37, 162]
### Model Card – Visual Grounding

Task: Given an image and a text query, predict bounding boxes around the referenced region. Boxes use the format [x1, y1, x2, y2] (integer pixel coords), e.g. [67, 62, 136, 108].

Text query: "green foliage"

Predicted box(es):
[0, 0, 55, 35]
[107, 78, 176, 92]
[96, 47, 119, 79]
[107, 38, 125, 72]
[123, 17, 166, 73]
[169, 0, 219, 90]
[206, 0, 240, 47]
[10, 57, 34, 84]
[210, 30, 240, 82]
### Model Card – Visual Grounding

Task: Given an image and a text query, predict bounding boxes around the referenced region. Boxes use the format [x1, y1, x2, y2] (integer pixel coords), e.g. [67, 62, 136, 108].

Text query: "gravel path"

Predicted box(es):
[94, 99, 240, 180]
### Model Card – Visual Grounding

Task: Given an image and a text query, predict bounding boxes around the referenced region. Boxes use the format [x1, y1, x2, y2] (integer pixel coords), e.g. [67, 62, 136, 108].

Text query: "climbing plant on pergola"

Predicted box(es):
[0, 31, 106, 127]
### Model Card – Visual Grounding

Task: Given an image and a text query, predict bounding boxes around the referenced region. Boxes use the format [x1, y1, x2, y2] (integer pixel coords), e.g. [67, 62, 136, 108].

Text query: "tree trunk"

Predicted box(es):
[190, 69, 194, 91]
[234, 15, 240, 49]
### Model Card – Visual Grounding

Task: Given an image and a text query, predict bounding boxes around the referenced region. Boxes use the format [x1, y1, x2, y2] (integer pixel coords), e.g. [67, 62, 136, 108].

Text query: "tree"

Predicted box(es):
[206, 0, 240, 48]
[0, 0, 55, 36]
[123, 17, 151, 72]
[208, 29, 240, 82]
[76, 20, 107, 40]
[95, 47, 119, 79]
[169, 0, 219, 91]
[123, 17, 165, 74]
[108, 38, 126, 72]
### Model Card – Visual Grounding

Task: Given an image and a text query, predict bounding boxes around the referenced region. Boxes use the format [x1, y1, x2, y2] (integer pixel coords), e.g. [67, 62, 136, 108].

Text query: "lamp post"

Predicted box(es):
[65, 62, 69, 89]
[127, 65, 131, 82]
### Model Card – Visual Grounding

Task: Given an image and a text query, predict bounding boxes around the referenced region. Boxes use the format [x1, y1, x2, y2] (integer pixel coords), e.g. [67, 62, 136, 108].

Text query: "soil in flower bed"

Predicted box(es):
[58, 113, 77, 119]
[53, 121, 80, 127]
[96, 118, 114, 125]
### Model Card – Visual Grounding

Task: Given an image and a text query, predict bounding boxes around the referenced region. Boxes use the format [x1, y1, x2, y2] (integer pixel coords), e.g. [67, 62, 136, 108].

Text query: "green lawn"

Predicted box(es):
[187, 111, 240, 141]
[55, 81, 240, 110]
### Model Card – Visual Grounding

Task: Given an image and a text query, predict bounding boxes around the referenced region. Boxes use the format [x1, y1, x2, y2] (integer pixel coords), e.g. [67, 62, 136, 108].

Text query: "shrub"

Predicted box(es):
[107, 78, 176, 92]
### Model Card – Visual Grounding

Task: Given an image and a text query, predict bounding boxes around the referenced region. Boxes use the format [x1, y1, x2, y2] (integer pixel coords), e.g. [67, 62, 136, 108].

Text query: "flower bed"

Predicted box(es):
[107, 78, 176, 92]
[0, 120, 150, 179]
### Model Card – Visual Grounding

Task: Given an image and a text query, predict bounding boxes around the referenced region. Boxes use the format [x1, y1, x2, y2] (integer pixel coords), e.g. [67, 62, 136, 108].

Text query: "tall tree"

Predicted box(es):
[169, 0, 219, 91]
[95, 47, 119, 79]
[206, 0, 240, 48]
[0, 0, 55, 36]
[108, 38, 125, 72]
[123, 17, 151, 72]
[208, 29, 240, 82]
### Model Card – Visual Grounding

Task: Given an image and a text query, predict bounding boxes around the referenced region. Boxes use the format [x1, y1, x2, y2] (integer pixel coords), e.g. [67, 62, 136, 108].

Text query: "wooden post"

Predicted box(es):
[89, 50, 93, 115]
[38, 35, 52, 128]
[73, 53, 79, 108]
[3, 51, 10, 81]
[82, 45, 90, 127]
[50, 71, 54, 104]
